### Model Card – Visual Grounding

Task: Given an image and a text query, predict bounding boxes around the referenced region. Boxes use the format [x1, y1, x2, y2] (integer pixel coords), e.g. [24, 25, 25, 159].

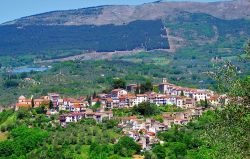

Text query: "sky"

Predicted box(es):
[0, 0, 225, 24]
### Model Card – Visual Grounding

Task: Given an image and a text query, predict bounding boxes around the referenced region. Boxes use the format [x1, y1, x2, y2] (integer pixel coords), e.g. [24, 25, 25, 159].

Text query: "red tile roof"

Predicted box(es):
[136, 94, 147, 97]
[16, 103, 32, 107]
[92, 98, 100, 102]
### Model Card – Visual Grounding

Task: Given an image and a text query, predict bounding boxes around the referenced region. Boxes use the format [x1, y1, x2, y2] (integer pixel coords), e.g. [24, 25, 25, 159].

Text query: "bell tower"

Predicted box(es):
[162, 78, 168, 83]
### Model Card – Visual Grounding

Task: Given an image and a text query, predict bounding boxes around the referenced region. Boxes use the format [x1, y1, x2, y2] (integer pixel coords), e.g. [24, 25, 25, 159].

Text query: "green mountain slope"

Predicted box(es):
[0, 20, 169, 55]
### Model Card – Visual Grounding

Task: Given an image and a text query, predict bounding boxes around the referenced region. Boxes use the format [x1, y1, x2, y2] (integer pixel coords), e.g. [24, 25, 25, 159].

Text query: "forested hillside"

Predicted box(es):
[0, 20, 169, 55]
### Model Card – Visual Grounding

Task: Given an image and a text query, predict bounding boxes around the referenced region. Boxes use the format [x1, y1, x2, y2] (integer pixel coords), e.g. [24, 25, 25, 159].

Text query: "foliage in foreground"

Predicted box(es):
[0, 126, 48, 158]
[145, 42, 250, 159]
[146, 103, 249, 159]
[0, 108, 138, 159]
[114, 136, 141, 157]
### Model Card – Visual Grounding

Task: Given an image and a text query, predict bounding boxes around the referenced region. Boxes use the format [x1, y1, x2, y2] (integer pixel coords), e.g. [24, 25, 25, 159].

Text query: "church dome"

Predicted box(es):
[18, 95, 26, 100]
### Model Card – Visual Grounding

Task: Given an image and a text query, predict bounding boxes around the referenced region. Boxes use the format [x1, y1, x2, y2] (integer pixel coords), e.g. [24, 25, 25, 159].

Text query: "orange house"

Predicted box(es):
[16, 95, 51, 110]
[34, 96, 50, 108]
[16, 95, 32, 109]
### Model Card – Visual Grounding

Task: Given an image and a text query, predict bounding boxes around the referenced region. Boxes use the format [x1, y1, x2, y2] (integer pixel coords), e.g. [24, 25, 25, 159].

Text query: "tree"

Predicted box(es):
[152, 145, 166, 159]
[90, 101, 101, 112]
[17, 108, 30, 119]
[31, 98, 34, 108]
[0, 126, 48, 158]
[3, 80, 19, 88]
[114, 136, 141, 157]
[204, 97, 208, 108]
[108, 154, 121, 159]
[140, 80, 153, 93]
[87, 95, 92, 105]
[80, 118, 97, 125]
[132, 102, 159, 117]
[112, 78, 126, 89]
[243, 40, 250, 61]
[180, 90, 184, 96]
[19, 72, 28, 79]
[36, 104, 46, 114]
[0, 109, 14, 124]
[135, 85, 140, 94]
[49, 100, 54, 110]
[89, 143, 113, 159]
[204, 41, 250, 158]
[200, 97, 209, 108]
[0, 140, 14, 157]
[103, 119, 119, 129]
[153, 85, 159, 93]
[93, 91, 97, 99]
[168, 142, 187, 158]
[144, 151, 157, 159]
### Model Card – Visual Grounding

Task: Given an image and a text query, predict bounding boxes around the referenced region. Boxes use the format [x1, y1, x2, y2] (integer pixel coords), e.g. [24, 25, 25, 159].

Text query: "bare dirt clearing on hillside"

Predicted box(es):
[35, 48, 173, 63]
[166, 28, 185, 52]
[35, 50, 144, 63]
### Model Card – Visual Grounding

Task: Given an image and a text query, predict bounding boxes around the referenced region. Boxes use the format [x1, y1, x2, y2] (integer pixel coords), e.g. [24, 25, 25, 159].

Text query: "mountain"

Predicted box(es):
[3, 0, 250, 26]
[0, 0, 250, 57]
[0, 20, 169, 55]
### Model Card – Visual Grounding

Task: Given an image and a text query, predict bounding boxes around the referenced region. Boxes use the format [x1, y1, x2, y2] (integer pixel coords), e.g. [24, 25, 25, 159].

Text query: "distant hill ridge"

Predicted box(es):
[2, 0, 250, 26]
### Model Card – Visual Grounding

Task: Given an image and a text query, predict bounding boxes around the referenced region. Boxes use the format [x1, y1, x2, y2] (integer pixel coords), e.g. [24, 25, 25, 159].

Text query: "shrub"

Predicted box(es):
[114, 136, 141, 157]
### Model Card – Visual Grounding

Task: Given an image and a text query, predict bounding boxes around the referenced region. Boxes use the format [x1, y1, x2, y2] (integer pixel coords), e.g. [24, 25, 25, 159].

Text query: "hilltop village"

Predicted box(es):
[15, 78, 228, 149]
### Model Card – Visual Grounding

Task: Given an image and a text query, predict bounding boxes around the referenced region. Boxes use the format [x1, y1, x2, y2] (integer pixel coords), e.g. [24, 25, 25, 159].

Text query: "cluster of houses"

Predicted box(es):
[15, 78, 227, 149]
[59, 109, 113, 126]
[118, 106, 206, 149]
[16, 95, 50, 108]
[96, 78, 226, 109]
[16, 78, 227, 119]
